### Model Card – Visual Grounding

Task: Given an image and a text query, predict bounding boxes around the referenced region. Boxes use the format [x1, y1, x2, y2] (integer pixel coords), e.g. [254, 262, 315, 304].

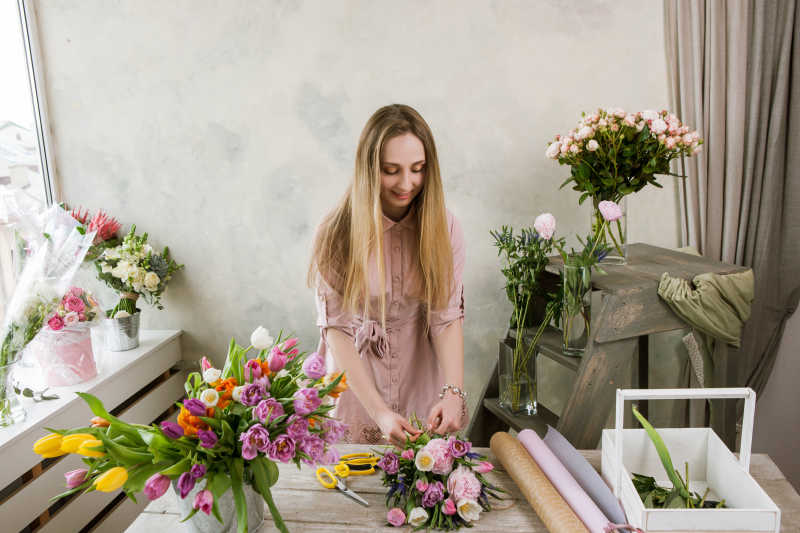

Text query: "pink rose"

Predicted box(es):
[421, 438, 454, 475]
[533, 213, 556, 240]
[63, 312, 79, 327]
[64, 295, 85, 313]
[69, 286, 83, 297]
[48, 315, 64, 331]
[623, 114, 636, 127]
[78, 312, 86, 321]
[442, 498, 457, 515]
[387, 508, 406, 527]
[569, 144, 579, 154]
[598, 200, 623, 222]
[475, 461, 494, 474]
[446, 465, 482, 502]
[545, 142, 561, 159]
[401, 449, 415, 460]
[302, 352, 326, 380]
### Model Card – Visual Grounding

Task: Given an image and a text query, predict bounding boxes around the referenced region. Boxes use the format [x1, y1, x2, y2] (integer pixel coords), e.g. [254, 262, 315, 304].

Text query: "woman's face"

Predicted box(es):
[379, 132, 425, 221]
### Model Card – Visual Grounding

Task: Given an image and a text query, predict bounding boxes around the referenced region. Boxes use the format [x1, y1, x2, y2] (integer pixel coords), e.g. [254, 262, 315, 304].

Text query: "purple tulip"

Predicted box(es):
[190, 463, 207, 480]
[377, 451, 399, 475]
[422, 481, 445, 508]
[321, 419, 347, 444]
[253, 397, 284, 424]
[197, 429, 218, 449]
[299, 434, 325, 464]
[160, 421, 184, 439]
[448, 437, 471, 458]
[64, 468, 88, 489]
[193, 489, 214, 515]
[184, 398, 207, 416]
[177, 471, 195, 499]
[286, 414, 309, 440]
[241, 441, 258, 460]
[239, 423, 270, 461]
[292, 387, 321, 416]
[301, 352, 326, 380]
[144, 473, 171, 500]
[267, 434, 296, 463]
[240, 383, 264, 406]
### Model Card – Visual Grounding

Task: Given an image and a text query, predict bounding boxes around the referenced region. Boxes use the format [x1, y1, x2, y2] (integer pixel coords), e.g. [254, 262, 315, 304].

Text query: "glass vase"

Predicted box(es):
[499, 330, 537, 416]
[0, 360, 26, 427]
[561, 261, 592, 356]
[592, 195, 628, 265]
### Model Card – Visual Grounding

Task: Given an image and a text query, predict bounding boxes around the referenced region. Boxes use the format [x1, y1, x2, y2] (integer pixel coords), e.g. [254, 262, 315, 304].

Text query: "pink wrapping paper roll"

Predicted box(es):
[518, 429, 610, 533]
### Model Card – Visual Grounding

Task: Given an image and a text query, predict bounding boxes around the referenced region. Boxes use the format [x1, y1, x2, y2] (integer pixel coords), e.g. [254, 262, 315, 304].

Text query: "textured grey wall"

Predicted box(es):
[34, 0, 675, 417]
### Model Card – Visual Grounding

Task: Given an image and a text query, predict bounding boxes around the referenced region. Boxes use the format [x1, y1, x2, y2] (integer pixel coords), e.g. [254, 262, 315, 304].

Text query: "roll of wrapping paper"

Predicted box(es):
[518, 429, 610, 533]
[490, 432, 589, 533]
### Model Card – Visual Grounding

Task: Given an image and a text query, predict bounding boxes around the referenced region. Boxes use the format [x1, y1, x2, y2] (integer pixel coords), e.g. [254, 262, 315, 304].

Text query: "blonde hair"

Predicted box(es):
[308, 104, 453, 327]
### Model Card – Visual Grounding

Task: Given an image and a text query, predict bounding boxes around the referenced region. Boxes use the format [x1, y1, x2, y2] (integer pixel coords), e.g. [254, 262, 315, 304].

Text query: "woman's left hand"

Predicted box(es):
[426, 394, 464, 435]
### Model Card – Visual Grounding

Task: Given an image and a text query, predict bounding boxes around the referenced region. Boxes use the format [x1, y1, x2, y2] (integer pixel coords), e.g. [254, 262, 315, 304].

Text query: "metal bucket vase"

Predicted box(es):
[102, 312, 140, 351]
[174, 480, 265, 533]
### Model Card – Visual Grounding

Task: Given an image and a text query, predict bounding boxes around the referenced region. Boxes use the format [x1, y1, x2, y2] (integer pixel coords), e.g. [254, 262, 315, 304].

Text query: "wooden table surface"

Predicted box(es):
[126, 444, 800, 533]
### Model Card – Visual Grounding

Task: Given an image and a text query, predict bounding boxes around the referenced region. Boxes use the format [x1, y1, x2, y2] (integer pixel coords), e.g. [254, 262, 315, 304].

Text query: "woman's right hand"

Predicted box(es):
[375, 408, 421, 448]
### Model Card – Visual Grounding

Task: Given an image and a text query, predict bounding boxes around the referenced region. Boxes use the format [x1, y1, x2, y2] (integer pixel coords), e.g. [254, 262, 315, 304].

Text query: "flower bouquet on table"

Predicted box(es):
[34, 326, 348, 533]
[375, 417, 505, 530]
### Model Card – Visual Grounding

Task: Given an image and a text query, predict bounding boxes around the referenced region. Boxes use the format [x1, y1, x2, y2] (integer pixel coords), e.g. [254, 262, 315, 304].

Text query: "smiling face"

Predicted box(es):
[379, 132, 426, 221]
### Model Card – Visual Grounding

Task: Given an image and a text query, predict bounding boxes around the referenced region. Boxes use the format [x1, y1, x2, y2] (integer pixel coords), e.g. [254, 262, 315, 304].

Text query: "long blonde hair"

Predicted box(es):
[308, 104, 453, 327]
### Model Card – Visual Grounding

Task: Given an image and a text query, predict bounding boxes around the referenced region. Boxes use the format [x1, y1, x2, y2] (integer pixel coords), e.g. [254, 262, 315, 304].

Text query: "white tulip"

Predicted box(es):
[203, 367, 222, 384]
[408, 507, 428, 527]
[232, 385, 245, 403]
[456, 499, 482, 522]
[199, 388, 219, 408]
[250, 326, 274, 350]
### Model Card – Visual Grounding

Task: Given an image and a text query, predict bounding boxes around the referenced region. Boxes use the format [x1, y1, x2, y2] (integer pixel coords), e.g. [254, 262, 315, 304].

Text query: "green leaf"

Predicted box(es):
[123, 462, 170, 493]
[250, 458, 288, 533]
[632, 406, 690, 499]
[160, 457, 192, 477]
[228, 459, 248, 533]
[94, 432, 154, 466]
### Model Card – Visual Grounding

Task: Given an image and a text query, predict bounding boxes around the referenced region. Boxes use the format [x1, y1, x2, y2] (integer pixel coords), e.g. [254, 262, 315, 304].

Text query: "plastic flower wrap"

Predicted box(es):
[37, 327, 348, 533]
[375, 417, 505, 530]
[94, 224, 183, 317]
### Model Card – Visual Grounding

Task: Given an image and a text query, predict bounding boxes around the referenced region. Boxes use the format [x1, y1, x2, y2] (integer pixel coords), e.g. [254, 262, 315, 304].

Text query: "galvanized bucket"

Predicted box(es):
[102, 312, 140, 351]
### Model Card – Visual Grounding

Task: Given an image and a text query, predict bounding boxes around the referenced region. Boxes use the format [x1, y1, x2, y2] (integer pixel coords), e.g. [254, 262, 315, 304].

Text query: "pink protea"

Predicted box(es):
[70, 206, 89, 225]
[88, 210, 121, 244]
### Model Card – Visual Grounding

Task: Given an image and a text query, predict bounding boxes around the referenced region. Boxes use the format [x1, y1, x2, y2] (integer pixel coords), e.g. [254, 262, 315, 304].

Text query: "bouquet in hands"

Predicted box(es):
[35, 326, 348, 533]
[376, 417, 504, 530]
[95, 225, 183, 317]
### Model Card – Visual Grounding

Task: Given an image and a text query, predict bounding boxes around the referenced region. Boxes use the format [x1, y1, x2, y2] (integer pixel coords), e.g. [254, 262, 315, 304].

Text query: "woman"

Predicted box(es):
[308, 104, 466, 447]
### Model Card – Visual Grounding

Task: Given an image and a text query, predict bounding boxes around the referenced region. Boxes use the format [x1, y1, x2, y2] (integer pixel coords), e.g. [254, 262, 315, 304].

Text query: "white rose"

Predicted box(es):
[456, 499, 482, 522]
[641, 109, 659, 121]
[203, 367, 222, 384]
[144, 271, 160, 291]
[569, 144, 579, 154]
[199, 388, 219, 407]
[116, 311, 131, 318]
[408, 507, 428, 527]
[576, 126, 594, 140]
[636, 121, 645, 131]
[104, 248, 121, 260]
[415, 450, 435, 472]
[587, 139, 599, 152]
[101, 263, 113, 273]
[250, 326, 274, 350]
[545, 142, 561, 159]
[112, 261, 130, 280]
[651, 118, 668, 134]
[232, 385, 245, 403]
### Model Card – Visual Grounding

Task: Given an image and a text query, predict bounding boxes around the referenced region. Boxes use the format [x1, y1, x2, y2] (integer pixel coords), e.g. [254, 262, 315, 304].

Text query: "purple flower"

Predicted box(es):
[193, 489, 213, 515]
[144, 473, 171, 500]
[239, 423, 271, 460]
[244, 359, 262, 382]
[422, 481, 445, 508]
[177, 471, 195, 499]
[448, 437, 471, 458]
[160, 421, 184, 439]
[299, 434, 325, 464]
[254, 397, 284, 424]
[254, 375, 271, 392]
[198, 429, 218, 449]
[184, 398, 207, 416]
[268, 434, 296, 463]
[241, 441, 258, 460]
[190, 463, 207, 480]
[268, 347, 287, 372]
[64, 468, 87, 489]
[301, 352, 326, 380]
[286, 414, 309, 440]
[377, 451, 399, 475]
[321, 446, 340, 465]
[321, 419, 347, 444]
[293, 387, 322, 416]
[240, 383, 264, 406]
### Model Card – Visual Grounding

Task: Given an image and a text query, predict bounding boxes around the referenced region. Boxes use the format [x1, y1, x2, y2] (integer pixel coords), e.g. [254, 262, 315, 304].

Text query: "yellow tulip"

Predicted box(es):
[93, 467, 128, 492]
[76, 439, 106, 458]
[33, 434, 66, 457]
[60, 433, 96, 453]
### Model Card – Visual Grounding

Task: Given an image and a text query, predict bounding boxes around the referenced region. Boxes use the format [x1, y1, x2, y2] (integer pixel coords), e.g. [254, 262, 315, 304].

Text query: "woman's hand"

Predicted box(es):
[375, 408, 422, 448]
[426, 394, 464, 435]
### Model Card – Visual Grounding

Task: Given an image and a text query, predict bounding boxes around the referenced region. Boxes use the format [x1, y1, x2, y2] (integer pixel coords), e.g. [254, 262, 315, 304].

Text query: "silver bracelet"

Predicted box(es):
[439, 384, 467, 401]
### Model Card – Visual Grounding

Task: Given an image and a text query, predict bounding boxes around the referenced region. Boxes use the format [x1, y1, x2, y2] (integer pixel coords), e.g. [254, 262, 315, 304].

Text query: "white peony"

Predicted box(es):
[199, 388, 219, 407]
[456, 499, 482, 522]
[545, 142, 561, 159]
[415, 450, 435, 472]
[533, 212, 556, 240]
[203, 367, 222, 384]
[250, 326, 274, 350]
[408, 507, 428, 527]
[586, 139, 599, 152]
[144, 271, 160, 291]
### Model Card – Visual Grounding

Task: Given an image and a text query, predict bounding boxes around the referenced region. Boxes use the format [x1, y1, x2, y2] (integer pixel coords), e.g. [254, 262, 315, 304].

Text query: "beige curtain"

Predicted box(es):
[664, 0, 800, 394]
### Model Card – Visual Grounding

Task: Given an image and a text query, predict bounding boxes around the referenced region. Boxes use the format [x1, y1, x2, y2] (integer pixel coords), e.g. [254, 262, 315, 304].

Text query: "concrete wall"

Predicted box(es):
[32, 0, 676, 419]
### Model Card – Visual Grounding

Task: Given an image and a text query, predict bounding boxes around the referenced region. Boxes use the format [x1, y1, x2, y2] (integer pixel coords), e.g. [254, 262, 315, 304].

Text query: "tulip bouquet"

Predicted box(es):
[35, 326, 348, 533]
[375, 419, 504, 530]
[95, 225, 183, 318]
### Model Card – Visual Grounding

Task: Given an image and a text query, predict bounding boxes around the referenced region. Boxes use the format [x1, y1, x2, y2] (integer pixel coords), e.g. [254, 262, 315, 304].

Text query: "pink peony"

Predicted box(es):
[64, 295, 85, 313]
[533, 213, 556, 240]
[48, 315, 64, 331]
[475, 461, 494, 474]
[442, 498, 457, 515]
[387, 508, 406, 527]
[598, 200, 623, 222]
[302, 352, 326, 380]
[446, 465, 482, 502]
[401, 448, 415, 460]
[421, 438, 454, 475]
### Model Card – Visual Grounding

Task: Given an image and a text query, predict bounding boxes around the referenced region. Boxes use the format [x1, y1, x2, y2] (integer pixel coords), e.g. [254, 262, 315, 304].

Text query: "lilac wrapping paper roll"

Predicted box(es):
[518, 429, 610, 533]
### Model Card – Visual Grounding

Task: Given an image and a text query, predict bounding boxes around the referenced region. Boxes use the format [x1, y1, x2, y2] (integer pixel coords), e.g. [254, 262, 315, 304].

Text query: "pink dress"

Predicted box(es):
[314, 205, 465, 444]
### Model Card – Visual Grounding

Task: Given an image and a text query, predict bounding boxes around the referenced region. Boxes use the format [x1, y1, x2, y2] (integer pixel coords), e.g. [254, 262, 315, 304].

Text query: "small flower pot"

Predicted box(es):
[102, 312, 140, 351]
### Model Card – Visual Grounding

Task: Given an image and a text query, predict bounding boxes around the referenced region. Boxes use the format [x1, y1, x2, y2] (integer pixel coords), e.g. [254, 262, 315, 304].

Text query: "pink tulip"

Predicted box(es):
[64, 468, 88, 488]
[193, 489, 214, 515]
[475, 461, 494, 474]
[442, 498, 457, 515]
[201, 356, 213, 371]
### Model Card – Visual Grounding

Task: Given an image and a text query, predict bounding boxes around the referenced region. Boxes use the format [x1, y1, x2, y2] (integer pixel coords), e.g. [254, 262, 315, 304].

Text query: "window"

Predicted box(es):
[0, 0, 55, 321]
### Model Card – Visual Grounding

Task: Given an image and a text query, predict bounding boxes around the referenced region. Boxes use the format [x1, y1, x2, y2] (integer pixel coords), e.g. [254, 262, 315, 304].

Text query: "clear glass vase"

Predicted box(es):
[561, 261, 592, 356]
[499, 331, 537, 416]
[592, 195, 628, 265]
[0, 361, 26, 427]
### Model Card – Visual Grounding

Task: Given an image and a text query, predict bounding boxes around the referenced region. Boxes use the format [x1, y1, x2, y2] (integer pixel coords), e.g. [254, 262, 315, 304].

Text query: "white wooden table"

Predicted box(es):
[127, 443, 800, 532]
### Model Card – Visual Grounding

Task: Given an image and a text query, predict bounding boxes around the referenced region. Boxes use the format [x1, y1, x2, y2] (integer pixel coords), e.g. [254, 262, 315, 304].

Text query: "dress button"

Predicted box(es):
[393, 275, 400, 282]
[393, 403, 399, 410]
[392, 375, 398, 384]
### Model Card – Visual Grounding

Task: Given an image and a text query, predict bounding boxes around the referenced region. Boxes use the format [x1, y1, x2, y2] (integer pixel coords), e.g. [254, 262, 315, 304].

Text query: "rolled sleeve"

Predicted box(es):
[316, 273, 356, 344]
[429, 213, 465, 338]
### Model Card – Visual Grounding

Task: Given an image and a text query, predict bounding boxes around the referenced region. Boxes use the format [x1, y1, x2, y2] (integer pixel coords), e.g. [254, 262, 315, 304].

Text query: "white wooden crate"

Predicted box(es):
[601, 388, 780, 532]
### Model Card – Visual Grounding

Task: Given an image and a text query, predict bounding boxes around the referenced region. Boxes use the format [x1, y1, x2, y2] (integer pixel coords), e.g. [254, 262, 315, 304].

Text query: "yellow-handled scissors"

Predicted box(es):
[338, 452, 378, 475]
[315, 466, 370, 507]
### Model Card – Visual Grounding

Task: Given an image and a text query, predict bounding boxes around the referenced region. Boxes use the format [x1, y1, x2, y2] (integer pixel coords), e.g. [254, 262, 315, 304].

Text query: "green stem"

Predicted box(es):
[262, 487, 289, 533]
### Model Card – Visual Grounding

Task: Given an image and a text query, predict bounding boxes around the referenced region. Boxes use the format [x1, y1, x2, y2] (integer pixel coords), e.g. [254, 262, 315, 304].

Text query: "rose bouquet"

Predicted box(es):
[95, 225, 183, 317]
[34, 326, 348, 533]
[375, 420, 504, 530]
